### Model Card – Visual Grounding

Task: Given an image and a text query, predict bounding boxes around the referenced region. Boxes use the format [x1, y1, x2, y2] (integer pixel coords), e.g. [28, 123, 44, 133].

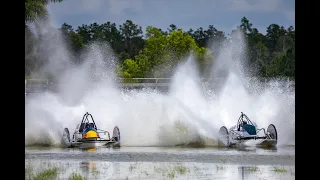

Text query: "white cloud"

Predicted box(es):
[226, 0, 280, 12]
[80, 0, 104, 13]
[107, 0, 144, 15]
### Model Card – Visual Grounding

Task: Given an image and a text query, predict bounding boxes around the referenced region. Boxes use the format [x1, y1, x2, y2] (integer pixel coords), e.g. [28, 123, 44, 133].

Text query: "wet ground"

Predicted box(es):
[25, 146, 295, 180]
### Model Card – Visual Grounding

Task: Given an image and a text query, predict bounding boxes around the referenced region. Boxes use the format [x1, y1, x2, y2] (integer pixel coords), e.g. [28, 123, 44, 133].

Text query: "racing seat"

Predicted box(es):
[79, 123, 87, 133]
[88, 123, 95, 129]
[243, 124, 257, 135]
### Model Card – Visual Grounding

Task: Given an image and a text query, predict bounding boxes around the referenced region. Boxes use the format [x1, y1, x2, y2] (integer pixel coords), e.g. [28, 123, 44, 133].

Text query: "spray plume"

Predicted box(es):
[25, 21, 295, 147]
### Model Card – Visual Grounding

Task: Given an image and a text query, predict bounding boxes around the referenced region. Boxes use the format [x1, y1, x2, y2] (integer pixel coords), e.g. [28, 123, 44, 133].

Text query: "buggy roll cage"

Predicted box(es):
[81, 112, 97, 129]
[230, 112, 270, 139]
[76, 112, 112, 140]
[237, 112, 254, 130]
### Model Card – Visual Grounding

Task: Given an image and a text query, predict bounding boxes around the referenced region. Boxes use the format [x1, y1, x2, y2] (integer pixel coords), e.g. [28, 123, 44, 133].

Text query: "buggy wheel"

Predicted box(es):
[112, 126, 120, 142]
[218, 126, 229, 147]
[63, 128, 70, 142]
[267, 124, 278, 142]
[61, 128, 72, 148]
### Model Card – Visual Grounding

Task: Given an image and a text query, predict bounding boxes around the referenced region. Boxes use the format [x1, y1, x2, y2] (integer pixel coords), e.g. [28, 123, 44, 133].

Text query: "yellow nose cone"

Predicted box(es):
[84, 130, 99, 138]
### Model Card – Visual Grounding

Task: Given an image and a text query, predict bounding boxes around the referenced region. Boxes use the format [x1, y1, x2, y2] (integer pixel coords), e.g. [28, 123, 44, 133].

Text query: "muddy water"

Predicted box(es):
[25, 146, 295, 180]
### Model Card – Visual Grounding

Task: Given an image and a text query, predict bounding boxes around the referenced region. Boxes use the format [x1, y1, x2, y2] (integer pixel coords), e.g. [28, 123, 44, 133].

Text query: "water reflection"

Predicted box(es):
[239, 166, 256, 180]
[79, 161, 99, 179]
[238, 165, 294, 180]
[80, 161, 96, 172]
[25, 160, 295, 180]
[113, 162, 121, 179]
[84, 147, 97, 152]
[80, 147, 113, 152]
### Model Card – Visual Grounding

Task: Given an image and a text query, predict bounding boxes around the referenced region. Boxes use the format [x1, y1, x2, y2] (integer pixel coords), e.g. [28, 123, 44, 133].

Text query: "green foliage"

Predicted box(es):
[25, 0, 64, 23]
[131, 27, 213, 77]
[119, 52, 131, 64]
[266, 53, 287, 77]
[24, 15, 295, 79]
[33, 167, 59, 180]
[68, 173, 87, 180]
[25, 0, 65, 76]
[119, 59, 141, 79]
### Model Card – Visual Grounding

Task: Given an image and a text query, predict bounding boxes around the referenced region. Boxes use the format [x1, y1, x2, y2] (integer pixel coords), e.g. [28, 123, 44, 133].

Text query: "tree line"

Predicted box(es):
[25, 2, 295, 79]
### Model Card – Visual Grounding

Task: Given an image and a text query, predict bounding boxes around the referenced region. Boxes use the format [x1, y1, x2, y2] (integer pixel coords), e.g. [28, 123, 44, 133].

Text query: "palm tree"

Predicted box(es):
[25, 0, 64, 24]
[25, 0, 64, 77]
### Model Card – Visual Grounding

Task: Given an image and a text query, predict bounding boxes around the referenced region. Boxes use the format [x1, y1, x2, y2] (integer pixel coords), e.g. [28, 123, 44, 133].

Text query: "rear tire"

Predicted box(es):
[267, 124, 278, 143]
[63, 128, 70, 142]
[218, 126, 229, 147]
[61, 128, 72, 148]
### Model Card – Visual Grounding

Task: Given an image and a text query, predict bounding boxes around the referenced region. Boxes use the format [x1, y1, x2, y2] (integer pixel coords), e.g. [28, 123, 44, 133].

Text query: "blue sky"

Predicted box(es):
[47, 0, 295, 35]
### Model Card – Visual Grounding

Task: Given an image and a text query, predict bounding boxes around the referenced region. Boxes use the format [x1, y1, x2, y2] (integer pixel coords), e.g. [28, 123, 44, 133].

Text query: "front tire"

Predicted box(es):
[267, 124, 277, 143]
[112, 126, 120, 142]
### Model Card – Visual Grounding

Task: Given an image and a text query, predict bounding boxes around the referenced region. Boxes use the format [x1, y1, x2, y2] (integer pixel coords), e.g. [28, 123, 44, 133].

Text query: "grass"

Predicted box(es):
[216, 164, 225, 171]
[143, 171, 149, 176]
[154, 163, 189, 179]
[167, 171, 175, 179]
[33, 167, 59, 180]
[154, 166, 163, 173]
[129, 164, 137, 171]
[91, 166, 100, 179]
[248, 166, 259, 172]
[25, 165, 34, 180]
[174, 165, 188, 175]
[290, 167, 295, 176]
[193, 165, 203, 176]
[68, 173, 87, 180]
[272, 166, 287, 173]
[154, 166, 171, 177]
[220, 157, 227, 164]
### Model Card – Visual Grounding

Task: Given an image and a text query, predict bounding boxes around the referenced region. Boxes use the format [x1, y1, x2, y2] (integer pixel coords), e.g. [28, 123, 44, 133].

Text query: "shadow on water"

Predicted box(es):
[26, 144, 283, 154]
[223, 145, 278, 152]
[79, 146, 122, 152]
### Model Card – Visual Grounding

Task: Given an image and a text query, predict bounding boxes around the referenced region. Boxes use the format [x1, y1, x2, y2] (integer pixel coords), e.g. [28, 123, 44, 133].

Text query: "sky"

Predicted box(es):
[47, 0, 295, 35]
